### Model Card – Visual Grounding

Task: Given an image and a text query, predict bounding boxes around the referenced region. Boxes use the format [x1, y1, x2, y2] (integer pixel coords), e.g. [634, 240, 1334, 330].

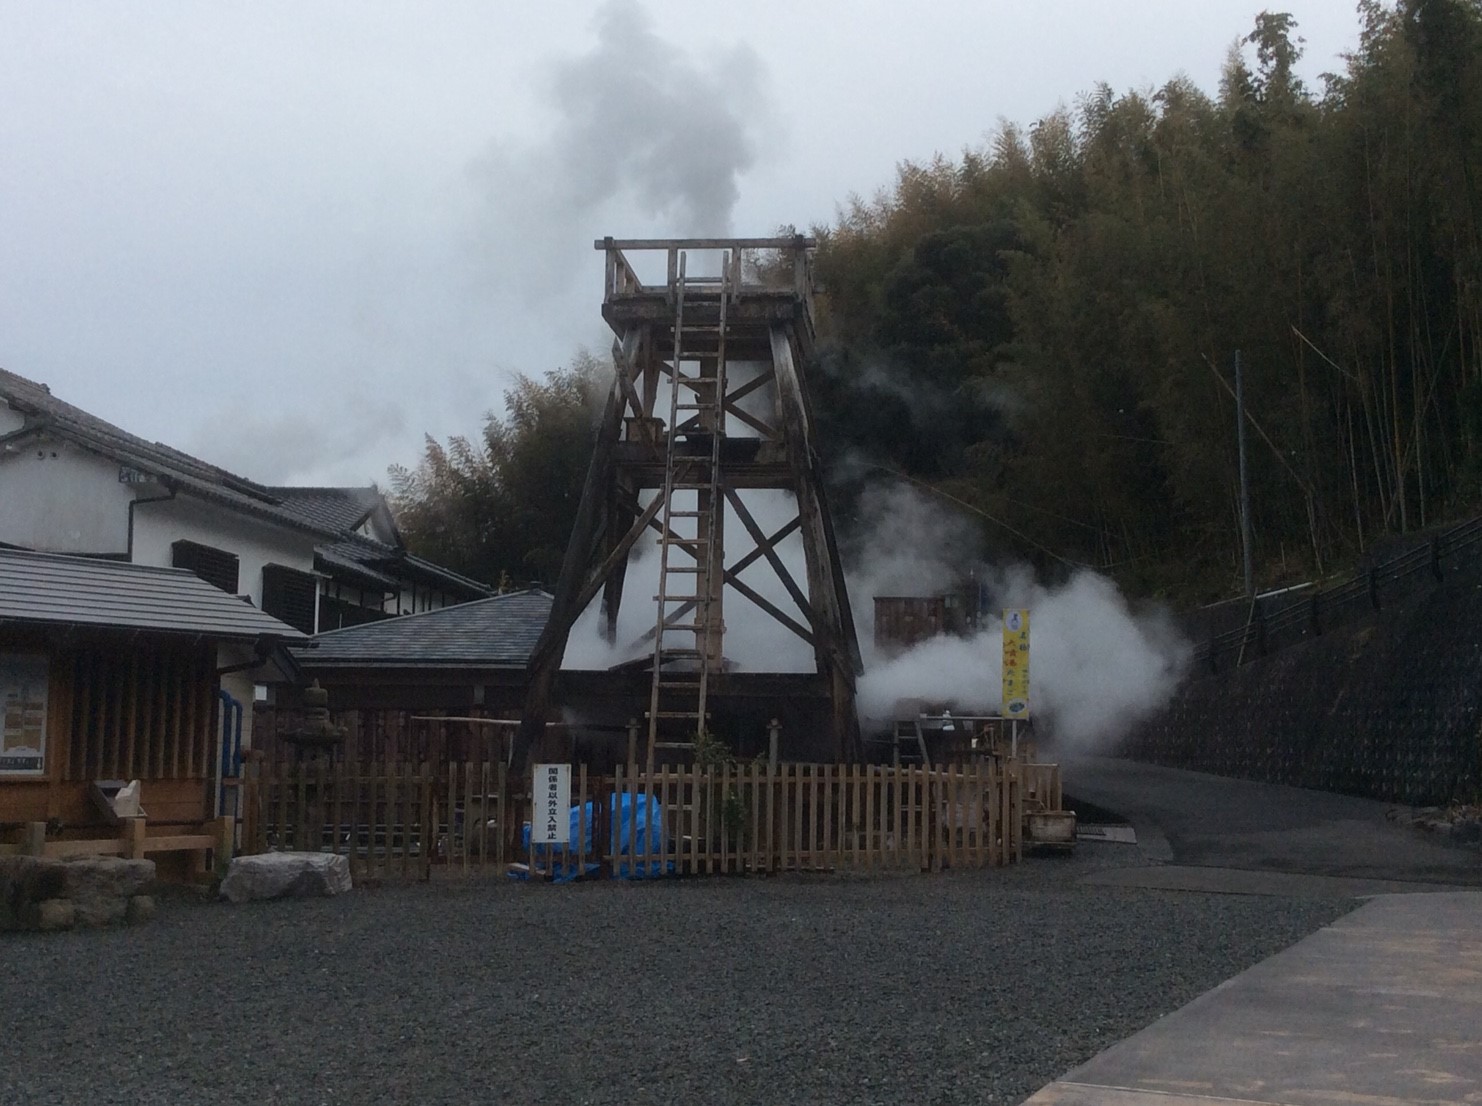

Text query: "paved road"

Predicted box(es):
[1024, 891, 1482, 1106]
[1058, 755, 1482, 888]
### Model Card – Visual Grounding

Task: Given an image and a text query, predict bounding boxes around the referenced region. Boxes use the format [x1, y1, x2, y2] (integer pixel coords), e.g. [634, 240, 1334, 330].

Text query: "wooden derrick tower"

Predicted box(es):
[516, 236, 862, 769]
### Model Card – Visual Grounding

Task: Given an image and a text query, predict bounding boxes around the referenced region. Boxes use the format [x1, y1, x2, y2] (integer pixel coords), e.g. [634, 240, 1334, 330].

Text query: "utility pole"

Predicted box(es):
[1236, 349, 1254, 599]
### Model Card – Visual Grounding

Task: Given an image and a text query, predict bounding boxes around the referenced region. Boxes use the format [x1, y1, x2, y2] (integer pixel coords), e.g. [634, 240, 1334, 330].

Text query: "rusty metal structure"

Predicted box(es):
[516, 236, 861, 770]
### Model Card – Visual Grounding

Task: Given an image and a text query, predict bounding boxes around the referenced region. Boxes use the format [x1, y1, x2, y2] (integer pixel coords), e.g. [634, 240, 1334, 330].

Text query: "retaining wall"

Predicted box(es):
[1122, 547, 1482, 806]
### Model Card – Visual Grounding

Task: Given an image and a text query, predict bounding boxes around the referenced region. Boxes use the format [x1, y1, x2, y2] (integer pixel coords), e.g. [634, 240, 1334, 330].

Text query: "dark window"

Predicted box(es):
[261, 564, 317, 634]
[171, 540, 239, 594]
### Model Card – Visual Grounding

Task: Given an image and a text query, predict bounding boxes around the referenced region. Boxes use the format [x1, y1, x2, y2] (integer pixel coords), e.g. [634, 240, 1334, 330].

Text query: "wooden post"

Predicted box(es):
[626, 718, 639, 771]
[421, 764, 434, 882]
[23, 822, 46, 857]
[767, 718, 780, 770]
[211, 814, 234, 877]
[123, 816, 147, 861]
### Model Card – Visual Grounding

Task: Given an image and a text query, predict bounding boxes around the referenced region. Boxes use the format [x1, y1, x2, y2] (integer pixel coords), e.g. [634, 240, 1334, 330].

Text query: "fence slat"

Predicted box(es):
[610, 763, 622, 876]
[794, 759, 806, 871]
[577, 763, 588, 879]
[274, 757, 288, 852]
[363, 755, 375, 877]
[720, 759, 732, 871]
[246, 755, 1034, 882]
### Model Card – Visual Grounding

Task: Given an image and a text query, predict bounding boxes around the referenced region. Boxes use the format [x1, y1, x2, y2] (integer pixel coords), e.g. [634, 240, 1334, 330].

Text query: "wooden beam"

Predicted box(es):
[183, 651, 198, 779]
[169, 651, 184, 779]
[124, 816, 146, 859]
[728, 576, 816, 646]
[633, 600, 697, 646]
[725, 368, 774, 406]
[595, 237, 816, 251]
[141, 834, 215, 854]
[722, 402, 776, 439]
[769, 326, 862, 671]
[770, 325, 862, 759]
[566, 493, 664, 619]
[610, 334, 646, 423]
[729, 516, 802, 574]
[517, 372, 628, 768]
[724, 488, 814, 625]
[89, 650, 105, 781]
[602, 475, 638, 643]
[44, 838, 126, 859]
[123, 651, 139, 780]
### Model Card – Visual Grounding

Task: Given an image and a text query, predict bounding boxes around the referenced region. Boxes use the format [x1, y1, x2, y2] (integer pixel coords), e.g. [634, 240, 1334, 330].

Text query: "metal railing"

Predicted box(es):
[1195, 516, 1482, 672]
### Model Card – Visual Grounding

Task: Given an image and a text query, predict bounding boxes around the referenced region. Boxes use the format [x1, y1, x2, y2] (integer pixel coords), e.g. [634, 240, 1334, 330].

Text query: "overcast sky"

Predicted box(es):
[1, 1, 1362, 488]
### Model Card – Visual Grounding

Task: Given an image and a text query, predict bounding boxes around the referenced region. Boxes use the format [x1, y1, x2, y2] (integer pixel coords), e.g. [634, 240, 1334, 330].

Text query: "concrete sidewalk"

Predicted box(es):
[1022, 892, 1482, 1106]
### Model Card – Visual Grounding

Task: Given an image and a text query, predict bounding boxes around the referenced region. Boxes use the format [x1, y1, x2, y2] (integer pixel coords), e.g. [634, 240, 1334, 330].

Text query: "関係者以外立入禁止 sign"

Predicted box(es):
[532, 763, 571, 845]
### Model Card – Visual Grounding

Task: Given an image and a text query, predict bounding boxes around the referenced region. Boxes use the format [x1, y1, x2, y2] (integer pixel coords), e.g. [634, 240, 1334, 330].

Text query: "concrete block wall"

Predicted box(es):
[1123, 560, 1482, 806]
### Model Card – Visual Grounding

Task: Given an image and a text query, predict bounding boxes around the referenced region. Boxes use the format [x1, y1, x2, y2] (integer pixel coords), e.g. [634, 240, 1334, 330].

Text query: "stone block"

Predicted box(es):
[219, 852, 353, 904]
[36, 899, 75, 931]
[126, 894, 156, 924]
[60, 856, 156, 927]
[1, 856, 65, 931]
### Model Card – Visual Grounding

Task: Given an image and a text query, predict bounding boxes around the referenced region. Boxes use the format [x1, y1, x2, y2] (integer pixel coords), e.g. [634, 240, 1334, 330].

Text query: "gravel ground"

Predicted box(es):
[2, 845, 1351, 1106]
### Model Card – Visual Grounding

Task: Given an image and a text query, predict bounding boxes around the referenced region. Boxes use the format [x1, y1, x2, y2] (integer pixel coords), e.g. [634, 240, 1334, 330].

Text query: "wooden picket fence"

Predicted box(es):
[242, 757, 1030, 881]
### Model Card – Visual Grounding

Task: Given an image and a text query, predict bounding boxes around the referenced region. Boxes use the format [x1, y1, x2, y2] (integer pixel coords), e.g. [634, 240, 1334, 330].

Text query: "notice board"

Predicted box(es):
[0, 654, 49, 775]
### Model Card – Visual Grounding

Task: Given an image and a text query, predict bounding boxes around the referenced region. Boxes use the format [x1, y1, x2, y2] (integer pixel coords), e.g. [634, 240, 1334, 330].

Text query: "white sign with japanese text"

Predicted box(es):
[0, 654, 49, 775]
[532, 763, 571, 845]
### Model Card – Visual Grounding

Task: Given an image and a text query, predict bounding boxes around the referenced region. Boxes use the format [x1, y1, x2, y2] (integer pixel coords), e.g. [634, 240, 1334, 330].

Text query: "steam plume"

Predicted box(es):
[470, 0, 772, 295]
[848, 482, 1190, 752]
[560, 472, 1188, 755]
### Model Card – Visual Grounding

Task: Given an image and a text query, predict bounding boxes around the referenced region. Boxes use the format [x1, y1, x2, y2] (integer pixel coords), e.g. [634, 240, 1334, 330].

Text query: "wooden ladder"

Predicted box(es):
[891, 720, 931, 767]
[646, 251, 733, 768]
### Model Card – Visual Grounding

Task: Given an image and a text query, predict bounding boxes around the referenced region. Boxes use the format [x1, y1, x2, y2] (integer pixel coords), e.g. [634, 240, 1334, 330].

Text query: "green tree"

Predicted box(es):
[387, 353, 603, 587]
[811, 2, 1482, 603]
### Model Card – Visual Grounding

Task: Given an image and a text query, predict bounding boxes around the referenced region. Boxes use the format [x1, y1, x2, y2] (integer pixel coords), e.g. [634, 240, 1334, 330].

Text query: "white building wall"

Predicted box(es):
[0, 436, 132, 553]
[132, 496, 317, 608]
[218, 664, 258, 755]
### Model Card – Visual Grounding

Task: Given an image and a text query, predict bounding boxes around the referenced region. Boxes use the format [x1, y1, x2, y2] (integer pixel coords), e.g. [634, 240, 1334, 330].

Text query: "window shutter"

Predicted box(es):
[171, 540, 240, 594]
[261, 565, 317, 634]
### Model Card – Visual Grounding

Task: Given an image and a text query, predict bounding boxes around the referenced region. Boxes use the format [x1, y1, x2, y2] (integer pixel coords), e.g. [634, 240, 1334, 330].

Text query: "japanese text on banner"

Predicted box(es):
[1001, 609, 1030, 719]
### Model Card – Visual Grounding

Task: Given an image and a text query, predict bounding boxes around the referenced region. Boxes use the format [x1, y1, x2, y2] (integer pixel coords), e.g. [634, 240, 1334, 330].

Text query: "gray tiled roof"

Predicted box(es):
[0, 547, 309, 641]
[0, 368, 337, 538]
[298, 589, 552, 667]
[266, 486, 384, 533]
[316, 533, 493, 598]
[316, 542, 403, 590]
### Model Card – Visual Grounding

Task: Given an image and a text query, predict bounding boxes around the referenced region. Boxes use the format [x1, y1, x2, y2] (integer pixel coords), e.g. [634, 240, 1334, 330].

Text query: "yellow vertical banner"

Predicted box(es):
[1001, 609, 1030, 718]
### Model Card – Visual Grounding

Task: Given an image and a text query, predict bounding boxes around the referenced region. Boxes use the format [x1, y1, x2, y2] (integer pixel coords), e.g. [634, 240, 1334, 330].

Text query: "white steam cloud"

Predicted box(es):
[562, 487, 816, 673]
[470, 0, 773, 296]
[560, 475, 1188, 754]
[847, 482, 1190, 753]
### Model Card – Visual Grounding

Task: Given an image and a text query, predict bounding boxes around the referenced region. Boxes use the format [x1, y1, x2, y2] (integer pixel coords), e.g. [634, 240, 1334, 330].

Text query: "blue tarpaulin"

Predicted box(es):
[514, 790, 670, 882]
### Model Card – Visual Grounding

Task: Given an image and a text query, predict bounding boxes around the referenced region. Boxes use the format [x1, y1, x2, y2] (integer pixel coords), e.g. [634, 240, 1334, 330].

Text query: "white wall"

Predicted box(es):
[132, 496, 316, 608]
[218, 662, 258, 754]
[0, 435, 132, 553]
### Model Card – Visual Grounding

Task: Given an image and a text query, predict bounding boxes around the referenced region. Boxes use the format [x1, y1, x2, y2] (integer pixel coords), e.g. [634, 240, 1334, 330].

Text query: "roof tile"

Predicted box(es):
[0, 547, 309, 641]
[298, 589, 551, 667]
